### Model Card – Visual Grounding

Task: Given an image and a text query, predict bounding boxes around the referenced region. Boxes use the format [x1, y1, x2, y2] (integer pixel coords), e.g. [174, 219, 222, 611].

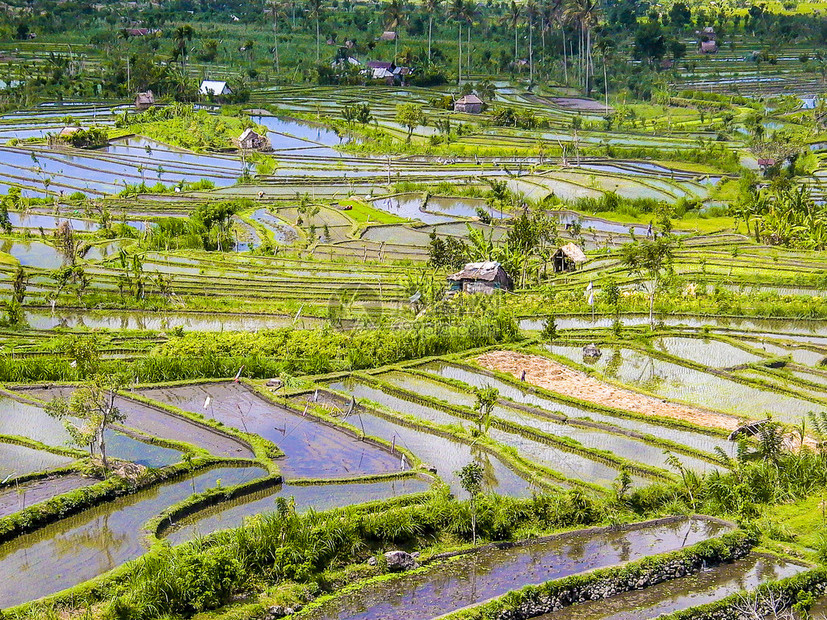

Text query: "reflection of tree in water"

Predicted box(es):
[604, 348, 624, 379]
[564, 537, 588, 564]
[52, 513, 130, 570]
[609, 531, 633, 563]
[471, 444, 498, 492]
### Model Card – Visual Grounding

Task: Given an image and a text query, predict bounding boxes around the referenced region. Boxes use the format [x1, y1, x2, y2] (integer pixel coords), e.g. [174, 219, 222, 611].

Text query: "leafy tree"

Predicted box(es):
[457, 461, 484, 544]
[395, 103, 426, 142]
[620, 235, 675, 327]
[47, 374, 126, 472]
[342, 102, 373, 125]
[473, 385, 498, 434]
[427, 231, 467, 270]
[668, 2, 692, 29]
[633, 21, 667, 62]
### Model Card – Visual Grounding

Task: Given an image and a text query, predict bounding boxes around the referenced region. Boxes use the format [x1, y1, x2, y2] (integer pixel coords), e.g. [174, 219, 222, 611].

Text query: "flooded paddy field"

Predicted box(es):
[536, 553, 808, 620]
[300, 517, 730, 620]
[141, 382, 404, 479]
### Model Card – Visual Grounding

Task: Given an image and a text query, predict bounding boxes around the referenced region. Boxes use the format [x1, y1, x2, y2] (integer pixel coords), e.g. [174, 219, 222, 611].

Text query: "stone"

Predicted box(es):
[384, 550, 419, 572]
[582, 343, 602, 358]
[266, 378, 284, 389]
[367, 556, 377, 566]
[420, 463, 438, 473]
[411, 551, 420, 559]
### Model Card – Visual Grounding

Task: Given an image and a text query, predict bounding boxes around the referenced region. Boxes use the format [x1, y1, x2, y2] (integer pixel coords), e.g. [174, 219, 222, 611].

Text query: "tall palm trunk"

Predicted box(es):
[315, 18, 320, 62]
[529, 20, 533, 82]
[561, 25, 567, 84]
[457, 22, 462, 83]
[428, 15, 433, 62]
[467, 22, 471, 77]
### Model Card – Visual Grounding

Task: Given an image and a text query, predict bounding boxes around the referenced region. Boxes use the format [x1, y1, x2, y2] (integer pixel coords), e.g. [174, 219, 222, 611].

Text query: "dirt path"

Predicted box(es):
[476, 351, 741, 433]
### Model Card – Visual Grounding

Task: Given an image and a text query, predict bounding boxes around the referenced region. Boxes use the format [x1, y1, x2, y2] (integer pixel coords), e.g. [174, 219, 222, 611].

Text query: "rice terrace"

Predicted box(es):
[4, 0, 827, 618]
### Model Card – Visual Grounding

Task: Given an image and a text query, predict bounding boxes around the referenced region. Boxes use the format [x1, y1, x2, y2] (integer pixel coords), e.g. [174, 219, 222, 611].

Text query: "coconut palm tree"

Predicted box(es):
[502, 1, 522, 70]
[384, 0, 406, 59]
[448, 0, 465, 83]
[526, 0, 538, 83]
[307, 0, 324, 63]
[423, 0, 442, 63]
[173, 25, 194, 70]
[462, 1, 479, 77]
[268, 0, 287, 72]
[564, 0, 600, 94]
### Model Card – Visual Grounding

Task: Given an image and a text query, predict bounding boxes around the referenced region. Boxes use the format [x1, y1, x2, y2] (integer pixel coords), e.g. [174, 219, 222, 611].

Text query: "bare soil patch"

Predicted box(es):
[476, 351, 741, 432]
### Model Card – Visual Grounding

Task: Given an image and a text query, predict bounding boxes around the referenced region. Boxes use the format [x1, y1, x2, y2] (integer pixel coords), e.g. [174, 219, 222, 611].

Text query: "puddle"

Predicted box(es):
[417, 362, 733, 456]
[546, 345, 820, 424]
[0, 442, 74, 479]
[20, 387, 254, 459]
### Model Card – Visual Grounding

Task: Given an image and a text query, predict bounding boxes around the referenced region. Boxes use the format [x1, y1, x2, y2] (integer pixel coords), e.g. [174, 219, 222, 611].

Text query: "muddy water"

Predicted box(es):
[164, 477, 433, 545]
[140, 383, 403, 479]
[20, 387, 253, 459]
[536, 554, 807, 620]
[378, 373, 720, 474]
[301, 517, 731, 620]
[0, 474, 97, 518]
[0, 466, 264, 609]
[417, 362, 734, 457]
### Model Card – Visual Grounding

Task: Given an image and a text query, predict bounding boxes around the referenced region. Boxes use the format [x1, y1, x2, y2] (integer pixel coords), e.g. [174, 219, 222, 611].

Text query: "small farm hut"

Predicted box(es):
[134, 90, 155, 110]
[447, 261, 513, 295]
[552, 243, 587, 273]
[454, 94, 484, 114]
[238, 128, 267, 150]
[199, 80, 232, 97]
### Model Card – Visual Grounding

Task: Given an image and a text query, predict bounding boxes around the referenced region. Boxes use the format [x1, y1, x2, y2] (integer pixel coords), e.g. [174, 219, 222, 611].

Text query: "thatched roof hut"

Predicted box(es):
[552, 243, 587, 272]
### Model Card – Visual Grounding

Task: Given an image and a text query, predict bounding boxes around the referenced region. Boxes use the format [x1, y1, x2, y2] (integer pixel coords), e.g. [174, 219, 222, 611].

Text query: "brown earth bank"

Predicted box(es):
[476, 351, 741, 433]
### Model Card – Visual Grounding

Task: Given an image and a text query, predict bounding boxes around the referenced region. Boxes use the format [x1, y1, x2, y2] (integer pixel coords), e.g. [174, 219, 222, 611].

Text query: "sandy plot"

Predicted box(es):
[476, 351, 741, 432]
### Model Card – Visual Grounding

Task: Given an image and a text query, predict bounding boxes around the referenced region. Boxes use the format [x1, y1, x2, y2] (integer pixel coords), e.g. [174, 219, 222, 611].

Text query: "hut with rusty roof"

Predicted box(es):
[447, 261, 513, 295]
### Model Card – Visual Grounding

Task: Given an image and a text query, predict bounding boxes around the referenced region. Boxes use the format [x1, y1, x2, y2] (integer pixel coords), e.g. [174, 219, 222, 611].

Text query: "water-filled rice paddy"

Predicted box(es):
[300, 517, 730, 620]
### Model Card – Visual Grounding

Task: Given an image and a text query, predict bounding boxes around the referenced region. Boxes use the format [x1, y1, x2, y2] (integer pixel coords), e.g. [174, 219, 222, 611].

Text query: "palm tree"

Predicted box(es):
[564, 0, 600, 94]
[594, 35, 615, 111]
[268, 0, 287, 72]
[384, 0, 406, 59]
[173, 25, 194, 69]
[526, 0, 538, 83]
[502, 1, 522, 70]
[307, 0, 324, 63]
[423, 0, 442, 64]
[550, 0, 569, 84]
[448, 0, 465, 83]
[462, 1, 478, 78]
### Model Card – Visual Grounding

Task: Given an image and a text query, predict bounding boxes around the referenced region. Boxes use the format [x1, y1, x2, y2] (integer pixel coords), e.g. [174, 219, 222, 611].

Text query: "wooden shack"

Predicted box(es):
[238, 128, 267, 150]
[552, 243, 587, 273]
[454, 94, 484, 114]
[134, 90, 155, 110]
[447, 261, 513, 295]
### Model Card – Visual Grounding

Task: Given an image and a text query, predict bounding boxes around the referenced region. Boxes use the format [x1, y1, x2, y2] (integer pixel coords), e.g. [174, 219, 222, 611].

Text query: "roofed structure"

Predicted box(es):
[199, 80, 232, 96]
[454, 94, 484, 114]
[447, 261, 513, 295]
[134, 90, 155, 110]
[238, 127, 267, 150]
[552, 243, 587, 272]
